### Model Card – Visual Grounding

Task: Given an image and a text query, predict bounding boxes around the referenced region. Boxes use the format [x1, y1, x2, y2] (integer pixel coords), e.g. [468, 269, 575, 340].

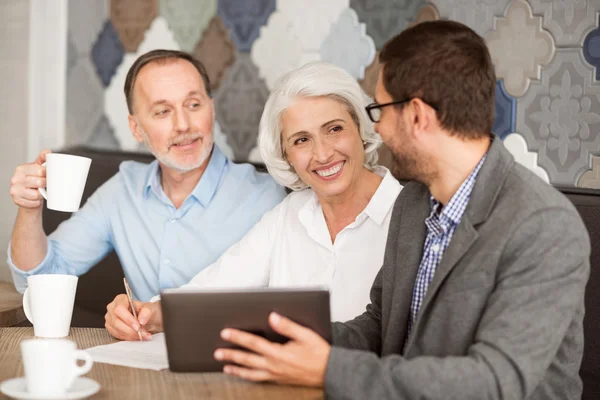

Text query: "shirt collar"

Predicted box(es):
[362, 166, 402, 225]
[430, 153, 488, 226]
[298, 166, 401, 229]
[143, 145, 228, 207]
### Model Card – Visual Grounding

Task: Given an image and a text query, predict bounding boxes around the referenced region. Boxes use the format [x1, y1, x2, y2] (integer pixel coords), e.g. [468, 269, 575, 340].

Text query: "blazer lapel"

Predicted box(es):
[382, 183, 430, 355]
[403, 137, 514, 353]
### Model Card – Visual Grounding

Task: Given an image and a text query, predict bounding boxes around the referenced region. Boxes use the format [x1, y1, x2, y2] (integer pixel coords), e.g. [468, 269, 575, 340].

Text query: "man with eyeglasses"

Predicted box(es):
[211, 20, 590, 400]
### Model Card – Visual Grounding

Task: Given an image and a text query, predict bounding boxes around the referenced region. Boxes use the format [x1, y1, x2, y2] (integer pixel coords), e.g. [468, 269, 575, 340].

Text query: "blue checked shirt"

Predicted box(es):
[406, 154, 487, 341]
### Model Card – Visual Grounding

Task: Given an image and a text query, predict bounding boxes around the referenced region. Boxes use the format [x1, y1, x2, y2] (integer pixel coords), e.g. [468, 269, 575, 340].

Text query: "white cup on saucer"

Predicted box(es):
[38, 153, 91, 213]
[22, 274, 78, 338]
[21, 339, 94, 398]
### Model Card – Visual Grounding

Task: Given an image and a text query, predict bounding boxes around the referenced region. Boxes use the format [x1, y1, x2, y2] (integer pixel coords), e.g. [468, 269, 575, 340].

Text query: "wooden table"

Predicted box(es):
[0, 328, 323, 399]
[0, 283, 25, 327]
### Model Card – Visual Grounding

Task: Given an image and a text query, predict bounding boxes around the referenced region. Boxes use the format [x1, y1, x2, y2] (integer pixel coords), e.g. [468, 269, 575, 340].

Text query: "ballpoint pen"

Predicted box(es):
[123, 277, 143, 341]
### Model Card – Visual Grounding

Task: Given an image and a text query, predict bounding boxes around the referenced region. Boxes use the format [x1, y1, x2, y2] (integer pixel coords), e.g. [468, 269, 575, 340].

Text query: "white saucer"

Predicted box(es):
[0, 377, 100, 399]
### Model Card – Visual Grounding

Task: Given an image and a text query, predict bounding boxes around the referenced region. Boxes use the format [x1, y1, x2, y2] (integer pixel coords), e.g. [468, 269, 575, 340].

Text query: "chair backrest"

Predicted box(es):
[558, 187, 600, 400]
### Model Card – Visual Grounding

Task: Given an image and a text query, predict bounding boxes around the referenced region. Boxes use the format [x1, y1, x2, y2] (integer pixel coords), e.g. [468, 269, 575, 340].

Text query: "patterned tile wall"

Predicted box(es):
[66, 0, 600, 188]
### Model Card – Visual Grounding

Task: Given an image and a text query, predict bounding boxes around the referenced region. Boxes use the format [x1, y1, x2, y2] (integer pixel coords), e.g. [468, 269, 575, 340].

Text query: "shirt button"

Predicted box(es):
[164, 259, 170, 264]
[169, 218, 177, 223]
[431, 244, 440, 252]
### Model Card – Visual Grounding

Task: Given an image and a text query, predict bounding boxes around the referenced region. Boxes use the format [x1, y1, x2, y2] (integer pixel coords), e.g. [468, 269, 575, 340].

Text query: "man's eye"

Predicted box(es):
[155, 109, 169, 116]
[189, 103, 201, 109]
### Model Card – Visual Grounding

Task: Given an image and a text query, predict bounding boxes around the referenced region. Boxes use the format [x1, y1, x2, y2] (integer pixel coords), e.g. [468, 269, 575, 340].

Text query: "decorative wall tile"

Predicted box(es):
[320, 8, 376, 80]
[584, 17, 600, 81]
[105, 17, 181, 151]
[516, 49, 600, 185]
[214, 54, 270, 160]
[359, 51, 380, 98]
[213, 121, 235, 160]
[503, 133, 550, 183]
[87, 115, 120, 150]
[193, 16, 236, 91]
[431, 0, 509, 36]
[68, 0, 106, 54]
[350, 0, 426, 49]
[407, 3, 440, 28]
[160, 0, 216, 52]
[485, 0, 555, 98]
[66, 59, 104, 147]
[493, 80, 516, 139]
[276, 0, 348, 51]
[67, 33, 78, 77]
[110, 0, 159, 52]
[251, 11, 320, 90]
[577, 156, 600, 189]
[91, 21, 125, 87]
[529, 0, 600, 47]
[218, 0, 276, 52]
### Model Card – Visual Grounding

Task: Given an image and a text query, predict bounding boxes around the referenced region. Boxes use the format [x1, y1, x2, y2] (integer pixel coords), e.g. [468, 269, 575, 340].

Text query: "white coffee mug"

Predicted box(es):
[21, 339, 93, 397]
[39, 153, 91, 212]
[23, 274, 78, 338]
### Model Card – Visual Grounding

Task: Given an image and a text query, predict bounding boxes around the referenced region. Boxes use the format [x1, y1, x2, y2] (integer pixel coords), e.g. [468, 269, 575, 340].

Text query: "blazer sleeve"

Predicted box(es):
[324, 207, 590, 400]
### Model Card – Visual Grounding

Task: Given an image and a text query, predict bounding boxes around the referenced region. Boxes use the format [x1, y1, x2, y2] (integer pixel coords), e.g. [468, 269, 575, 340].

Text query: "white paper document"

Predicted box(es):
[85, 333, 169, 371]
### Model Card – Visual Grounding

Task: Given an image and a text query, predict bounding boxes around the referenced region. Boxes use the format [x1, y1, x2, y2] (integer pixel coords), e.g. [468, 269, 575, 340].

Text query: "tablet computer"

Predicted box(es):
[160, 288, 331, 372]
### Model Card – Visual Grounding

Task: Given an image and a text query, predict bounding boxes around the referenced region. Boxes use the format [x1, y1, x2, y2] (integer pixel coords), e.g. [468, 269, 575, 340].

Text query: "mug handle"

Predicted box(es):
[38, 162, 47, 200]
[22, 287, 34, 324]
[66, 350, 93, 388]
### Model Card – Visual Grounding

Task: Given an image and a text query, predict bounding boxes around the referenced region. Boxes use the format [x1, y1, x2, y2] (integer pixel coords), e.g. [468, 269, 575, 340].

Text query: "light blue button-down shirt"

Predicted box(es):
[8, 146, 287, 301]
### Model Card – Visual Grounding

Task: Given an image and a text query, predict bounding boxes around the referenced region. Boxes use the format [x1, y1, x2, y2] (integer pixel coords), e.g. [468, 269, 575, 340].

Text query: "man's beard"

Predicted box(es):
[141, 128, 214, 173]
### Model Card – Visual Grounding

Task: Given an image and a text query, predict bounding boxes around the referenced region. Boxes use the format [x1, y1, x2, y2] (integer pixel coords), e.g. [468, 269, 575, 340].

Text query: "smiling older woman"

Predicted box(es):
[105, 62, 402, 341]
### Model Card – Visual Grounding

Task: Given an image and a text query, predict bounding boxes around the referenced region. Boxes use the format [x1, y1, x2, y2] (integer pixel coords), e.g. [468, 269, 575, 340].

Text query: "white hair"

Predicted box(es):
[258, 61, 382, 191]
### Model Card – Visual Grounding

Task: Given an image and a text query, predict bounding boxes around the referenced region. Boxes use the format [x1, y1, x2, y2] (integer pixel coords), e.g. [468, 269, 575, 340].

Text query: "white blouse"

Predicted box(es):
[176, 167, 401, 322]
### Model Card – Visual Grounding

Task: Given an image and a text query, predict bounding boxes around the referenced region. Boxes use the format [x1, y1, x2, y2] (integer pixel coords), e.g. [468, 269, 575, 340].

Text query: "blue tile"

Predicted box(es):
[583, 15, 600, 81]
[218, 0, 275, 52]
[91, 21, 125, 87]
[493, 80, 516, 140]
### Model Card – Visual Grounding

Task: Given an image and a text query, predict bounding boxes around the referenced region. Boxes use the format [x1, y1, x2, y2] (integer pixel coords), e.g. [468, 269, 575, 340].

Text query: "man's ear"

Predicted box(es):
[129, 115, 143, 143]
[410, 99, 436, 138]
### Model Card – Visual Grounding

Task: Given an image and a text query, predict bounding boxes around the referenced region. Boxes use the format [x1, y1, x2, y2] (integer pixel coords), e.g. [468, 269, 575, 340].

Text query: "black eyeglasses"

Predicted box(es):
[365, 98, 438, 123]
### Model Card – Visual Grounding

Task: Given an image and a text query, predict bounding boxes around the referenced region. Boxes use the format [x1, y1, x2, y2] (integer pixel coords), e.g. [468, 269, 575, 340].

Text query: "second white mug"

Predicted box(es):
[39, 153, 91, 212]
[21, 339, 93, 397]
[22, 274, 78, 338]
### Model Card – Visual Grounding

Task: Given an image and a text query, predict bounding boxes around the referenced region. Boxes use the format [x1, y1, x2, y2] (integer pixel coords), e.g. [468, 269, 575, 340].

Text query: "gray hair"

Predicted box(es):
[258, 61, 381, 191]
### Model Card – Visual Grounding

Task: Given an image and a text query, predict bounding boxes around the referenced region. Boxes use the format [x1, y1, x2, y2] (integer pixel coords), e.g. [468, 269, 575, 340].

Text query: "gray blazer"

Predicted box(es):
[325, 138, 590, 400]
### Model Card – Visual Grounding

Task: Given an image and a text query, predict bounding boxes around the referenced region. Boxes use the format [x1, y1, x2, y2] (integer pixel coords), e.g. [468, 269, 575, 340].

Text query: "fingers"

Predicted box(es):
[10, 161, 48, 209]
[35, 149, 51, 165]
[268, 312, 317, 342]
[136, 303, 153, 326]
[220, 328, 279, 359]
[214, 348, 270, 371]
[105, 294, 142, 341]
[222, 365, 272, 382]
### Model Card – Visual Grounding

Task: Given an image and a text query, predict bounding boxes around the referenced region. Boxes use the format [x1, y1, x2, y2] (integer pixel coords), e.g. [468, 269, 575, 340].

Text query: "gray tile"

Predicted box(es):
[68, 0, 107, 54]
[530, 0, 600, 47]
[86, 115, 121, 150]
[160, 0, 217, 52]
[66, 59, 104, 147]
[320, 8, 376, 80]
[214, 54, 269, 161]
[66, 32, 78, 77]
[350, 0, 425, 49]
[516, 49, 600, 186]
[431, 0, 509, 37]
